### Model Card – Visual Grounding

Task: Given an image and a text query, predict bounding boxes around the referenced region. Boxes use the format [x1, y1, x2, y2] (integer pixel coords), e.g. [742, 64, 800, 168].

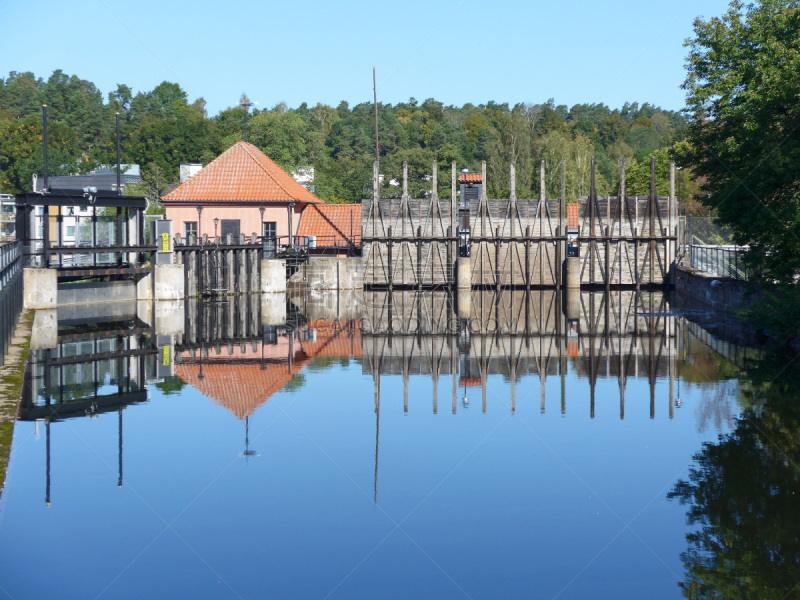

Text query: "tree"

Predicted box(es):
[127, 163, 171, 214]
[683, 0, 800, 282]
[0, 115, 79, 193]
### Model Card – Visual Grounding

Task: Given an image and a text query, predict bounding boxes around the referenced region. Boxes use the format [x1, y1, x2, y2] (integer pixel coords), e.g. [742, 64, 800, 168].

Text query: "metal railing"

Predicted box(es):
[0, 241, 23, 365]
[690, 244, 749, 280]
[175, 233, 360, 258]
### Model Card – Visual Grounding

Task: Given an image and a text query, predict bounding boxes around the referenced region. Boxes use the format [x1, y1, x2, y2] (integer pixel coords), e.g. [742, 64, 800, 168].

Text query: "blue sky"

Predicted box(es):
[1, 0, 732, 116]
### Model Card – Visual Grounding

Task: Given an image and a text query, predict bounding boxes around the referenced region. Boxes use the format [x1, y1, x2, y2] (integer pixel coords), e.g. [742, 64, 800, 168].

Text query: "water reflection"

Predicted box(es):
[363, 290, 678, 418]
[7, 289, 767, 598]
[669, 350, 800, 598]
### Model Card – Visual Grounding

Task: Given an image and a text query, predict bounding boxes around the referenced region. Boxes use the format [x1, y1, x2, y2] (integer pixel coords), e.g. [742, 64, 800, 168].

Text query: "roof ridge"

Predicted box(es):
[239, 142, 299, 202]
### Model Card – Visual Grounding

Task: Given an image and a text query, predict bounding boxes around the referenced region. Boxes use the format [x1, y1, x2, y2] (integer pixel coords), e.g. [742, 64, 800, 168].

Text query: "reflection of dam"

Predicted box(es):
[19, 290, 750, 509]
[362, 290, 677, 418]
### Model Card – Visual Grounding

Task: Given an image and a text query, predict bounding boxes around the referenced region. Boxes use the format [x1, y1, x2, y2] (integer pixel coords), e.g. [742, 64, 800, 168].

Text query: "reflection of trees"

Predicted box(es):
[669, 352, 800, 599]
[695, 380, 738, 433]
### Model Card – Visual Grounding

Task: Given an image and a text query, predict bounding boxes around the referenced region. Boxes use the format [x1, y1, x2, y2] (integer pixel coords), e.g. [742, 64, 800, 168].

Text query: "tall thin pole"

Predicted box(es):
[42, 105, 48, 191]
[116, 113, 122, 195]
[373, 68, 379, 168]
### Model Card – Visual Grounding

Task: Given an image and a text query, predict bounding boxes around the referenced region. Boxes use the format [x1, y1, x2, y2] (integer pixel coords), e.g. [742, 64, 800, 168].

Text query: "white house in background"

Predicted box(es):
[0, 194, 15, 240]
[180, 164, 203, 183]
[291, 166, 315, 194]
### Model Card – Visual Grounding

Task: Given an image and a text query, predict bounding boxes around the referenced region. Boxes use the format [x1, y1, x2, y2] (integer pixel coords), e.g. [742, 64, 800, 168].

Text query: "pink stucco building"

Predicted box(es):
[161, 141, 323, 243]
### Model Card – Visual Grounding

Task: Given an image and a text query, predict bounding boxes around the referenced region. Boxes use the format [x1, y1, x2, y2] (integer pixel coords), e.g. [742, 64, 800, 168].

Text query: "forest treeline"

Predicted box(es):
[0, 70, 696, 208]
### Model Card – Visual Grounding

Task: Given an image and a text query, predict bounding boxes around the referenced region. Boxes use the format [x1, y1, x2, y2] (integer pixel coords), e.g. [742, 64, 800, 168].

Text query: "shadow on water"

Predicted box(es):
[668, 347, 800, 598]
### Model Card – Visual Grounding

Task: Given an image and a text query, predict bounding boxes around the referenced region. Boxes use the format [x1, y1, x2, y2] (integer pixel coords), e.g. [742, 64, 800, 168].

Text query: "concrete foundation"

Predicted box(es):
[23, 268, 57, 310]
[261, 259, 287, 294]
[301, 257, 364, 291]
[59, 280, 136, 305]
[58, 300, 137, 325]
[30, 309, 58, 350]
[674, 262, 755, 315]
[566, 288, 581, 321]
[154, 300, 185, 335]
[456, 257, 472, 290]
[137, 300, 153, 328]
[153, 264, 184, 301]
[565, 257, 581, 289]
[137, 272, 153, 301]
[457, 288, 472, 319]
[300, 289, 365, 321]
[261, 293, 287, 325]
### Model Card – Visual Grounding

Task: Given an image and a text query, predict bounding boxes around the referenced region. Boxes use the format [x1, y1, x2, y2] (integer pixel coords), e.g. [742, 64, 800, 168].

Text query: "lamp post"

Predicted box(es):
[259, 206, 265, 240]
[287, 202, 296, 250]
[196, 205, 203, 244]
[213, 217, 219, 243]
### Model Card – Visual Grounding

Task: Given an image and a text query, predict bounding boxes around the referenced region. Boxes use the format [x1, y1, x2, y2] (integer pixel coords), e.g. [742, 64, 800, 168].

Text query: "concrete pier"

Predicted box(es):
[23, 269, 56, 310]
[456, 257, 472, 290]
[565, 257, 581, 289]
[261, 259, 287, 294]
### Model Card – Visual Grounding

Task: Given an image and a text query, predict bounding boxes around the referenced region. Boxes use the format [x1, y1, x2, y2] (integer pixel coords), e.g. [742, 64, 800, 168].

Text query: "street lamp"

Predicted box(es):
[287, 202, 296, 249]
[196, 205, 203, 244]
[259, 206, 265, 240]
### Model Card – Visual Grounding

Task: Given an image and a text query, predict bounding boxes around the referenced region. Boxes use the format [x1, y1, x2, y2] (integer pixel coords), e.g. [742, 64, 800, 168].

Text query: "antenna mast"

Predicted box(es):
[238, 95, 258, 142]
[373, 68, 379, 167]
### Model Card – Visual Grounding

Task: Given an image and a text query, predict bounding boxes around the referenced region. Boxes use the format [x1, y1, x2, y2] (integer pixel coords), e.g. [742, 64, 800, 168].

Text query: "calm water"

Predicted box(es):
[0, 290, 791, 599]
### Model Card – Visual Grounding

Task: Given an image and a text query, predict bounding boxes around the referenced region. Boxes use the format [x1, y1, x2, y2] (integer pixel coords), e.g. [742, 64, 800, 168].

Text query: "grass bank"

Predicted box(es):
[0, 310, 34, 498]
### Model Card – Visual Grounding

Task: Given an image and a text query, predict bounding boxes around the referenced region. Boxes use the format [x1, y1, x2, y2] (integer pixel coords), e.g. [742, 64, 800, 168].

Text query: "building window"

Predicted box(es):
[66, 226, 75, 237]
[184, 221, 198, 238]
[263, 221, 277, 239]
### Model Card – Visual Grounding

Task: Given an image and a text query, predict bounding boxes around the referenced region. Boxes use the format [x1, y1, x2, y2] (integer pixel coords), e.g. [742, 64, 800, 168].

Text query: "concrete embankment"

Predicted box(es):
[0, 310, 33, 497]
[675, 261, 800, 353]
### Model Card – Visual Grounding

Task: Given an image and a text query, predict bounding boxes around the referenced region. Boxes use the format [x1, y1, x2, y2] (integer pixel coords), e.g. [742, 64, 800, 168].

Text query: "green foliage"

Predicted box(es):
[155, 376, 186, 396]
[283, 374, 306, 393]
[0, 69, 687, 203]
[626, 149, 672, 196]
[683, 0, 800, 283]
[126, 163, 172, 214]
[740, 284, 800, 342]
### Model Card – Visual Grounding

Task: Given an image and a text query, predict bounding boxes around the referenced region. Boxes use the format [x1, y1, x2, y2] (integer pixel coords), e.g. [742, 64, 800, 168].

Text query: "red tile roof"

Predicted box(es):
[567, 203, 579, 231]
[176, 358, 306, 420]
[161, 141, 322, 205]
[459, 173, 482, 183]
[297, 204, 362, 247]
[176, 320, 361, 419]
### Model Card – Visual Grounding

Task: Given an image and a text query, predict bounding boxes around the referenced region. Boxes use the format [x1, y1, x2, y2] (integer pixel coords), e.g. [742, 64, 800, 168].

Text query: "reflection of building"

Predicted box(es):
[175, 319, 362, 420]
[20, 315, 157, 506]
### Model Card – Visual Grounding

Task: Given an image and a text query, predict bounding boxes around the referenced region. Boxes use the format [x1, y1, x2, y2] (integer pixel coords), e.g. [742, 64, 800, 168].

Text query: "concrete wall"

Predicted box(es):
[290, 257, 363, 291]
[674, 263, 754, 315]
[261, 259, 286, 293]
[59, 280, 136, 305]
[23, 268, 57, 310]
[153, 264, 184, 300]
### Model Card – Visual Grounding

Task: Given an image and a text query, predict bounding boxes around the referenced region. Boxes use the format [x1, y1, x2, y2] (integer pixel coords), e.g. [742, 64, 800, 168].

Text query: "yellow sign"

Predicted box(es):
[161, 232, 169, 253]
[162, 345, 170, 366]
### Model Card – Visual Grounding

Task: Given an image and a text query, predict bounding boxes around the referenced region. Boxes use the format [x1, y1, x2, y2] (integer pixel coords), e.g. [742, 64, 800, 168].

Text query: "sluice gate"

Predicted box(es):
[362, 157, 678, 289]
